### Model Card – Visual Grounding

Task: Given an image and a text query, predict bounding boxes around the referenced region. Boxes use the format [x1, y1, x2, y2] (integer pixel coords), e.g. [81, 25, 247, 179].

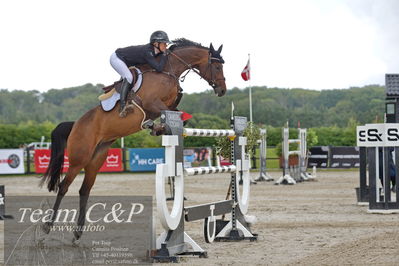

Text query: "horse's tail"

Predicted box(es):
[40, 121, 75, 192]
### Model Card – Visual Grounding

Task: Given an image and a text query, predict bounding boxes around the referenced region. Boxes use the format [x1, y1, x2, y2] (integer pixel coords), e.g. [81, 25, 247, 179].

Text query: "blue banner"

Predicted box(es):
[129, 148, 165, 172]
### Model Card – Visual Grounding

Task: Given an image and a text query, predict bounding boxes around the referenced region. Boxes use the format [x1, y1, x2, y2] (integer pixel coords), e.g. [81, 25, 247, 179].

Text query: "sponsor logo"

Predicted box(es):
[357, 128, 383, 142]
[38, 155, 50, 165]
[360, 127, 399, 142]
[131, 154, 163, 166]
[106, 154, 119, 164]
[8, 154, 20, 168]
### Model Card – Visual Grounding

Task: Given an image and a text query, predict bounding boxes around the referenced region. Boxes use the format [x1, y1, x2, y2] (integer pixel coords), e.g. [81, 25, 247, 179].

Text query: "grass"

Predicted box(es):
[251, 146, 280, 169]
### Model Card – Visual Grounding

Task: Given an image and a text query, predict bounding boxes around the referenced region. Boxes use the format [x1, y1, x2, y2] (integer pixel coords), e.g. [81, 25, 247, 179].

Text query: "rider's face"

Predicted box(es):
[154, 42, 167, 53]
[159, 43, 167, 52]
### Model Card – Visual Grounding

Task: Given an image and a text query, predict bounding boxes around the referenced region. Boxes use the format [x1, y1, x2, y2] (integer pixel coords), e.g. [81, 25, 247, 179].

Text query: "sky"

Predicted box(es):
[0, 0, 398, 94]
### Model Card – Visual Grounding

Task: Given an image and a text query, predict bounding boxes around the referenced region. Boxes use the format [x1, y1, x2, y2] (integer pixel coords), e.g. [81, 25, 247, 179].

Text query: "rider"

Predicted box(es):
[110, 30, 170, 117]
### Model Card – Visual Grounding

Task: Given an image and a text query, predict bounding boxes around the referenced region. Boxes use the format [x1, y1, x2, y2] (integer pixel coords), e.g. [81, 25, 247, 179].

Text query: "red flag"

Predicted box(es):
[241, 58, 250, 81]
[180, 111, 192, 121]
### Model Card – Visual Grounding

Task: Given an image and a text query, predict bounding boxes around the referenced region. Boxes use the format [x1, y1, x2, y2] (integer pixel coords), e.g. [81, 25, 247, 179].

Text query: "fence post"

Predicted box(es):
[211, 147, 216, 166]
[123, 148, 128, 172]
[251, 146, 257, 169]
[25, 146, 32, 174]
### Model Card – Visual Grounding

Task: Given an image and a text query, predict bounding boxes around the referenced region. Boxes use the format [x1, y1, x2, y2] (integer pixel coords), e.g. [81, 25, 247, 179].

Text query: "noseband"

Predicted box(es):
[169, 50, 225, 88]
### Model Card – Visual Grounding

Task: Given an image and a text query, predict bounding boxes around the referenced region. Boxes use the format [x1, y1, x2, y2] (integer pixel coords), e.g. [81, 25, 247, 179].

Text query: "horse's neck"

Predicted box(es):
[169, 47, 208, 77]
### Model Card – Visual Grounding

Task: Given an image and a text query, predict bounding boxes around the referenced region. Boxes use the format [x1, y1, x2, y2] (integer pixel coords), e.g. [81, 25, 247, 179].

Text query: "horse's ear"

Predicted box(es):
[217, 44, 223, 53]
[210, 43, 215, 52]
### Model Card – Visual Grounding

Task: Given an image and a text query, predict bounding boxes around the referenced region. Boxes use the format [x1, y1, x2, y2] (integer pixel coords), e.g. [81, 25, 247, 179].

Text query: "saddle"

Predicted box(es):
[101, 67, 141, 95]
[98, 67, 143, 111]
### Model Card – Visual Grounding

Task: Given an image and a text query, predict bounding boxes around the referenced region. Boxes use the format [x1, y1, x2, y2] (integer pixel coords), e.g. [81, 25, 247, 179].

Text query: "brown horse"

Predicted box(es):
[41, 39, 227, 242]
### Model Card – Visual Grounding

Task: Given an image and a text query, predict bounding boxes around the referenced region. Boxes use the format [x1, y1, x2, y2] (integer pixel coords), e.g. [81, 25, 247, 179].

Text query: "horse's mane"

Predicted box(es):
[170, 38, 208, 51]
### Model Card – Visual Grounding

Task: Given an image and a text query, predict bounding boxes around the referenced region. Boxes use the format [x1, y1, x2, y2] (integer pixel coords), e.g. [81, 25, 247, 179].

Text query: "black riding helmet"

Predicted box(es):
[150, 30, 170, 44]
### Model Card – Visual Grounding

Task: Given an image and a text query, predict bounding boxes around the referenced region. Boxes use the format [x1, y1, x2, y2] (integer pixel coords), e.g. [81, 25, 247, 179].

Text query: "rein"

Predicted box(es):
[168, 50, 224, 88]
[141, 68, 178, 81]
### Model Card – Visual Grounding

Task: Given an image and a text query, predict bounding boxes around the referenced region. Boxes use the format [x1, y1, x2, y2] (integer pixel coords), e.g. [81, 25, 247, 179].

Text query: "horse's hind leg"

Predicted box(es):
[43, 165, 82, 233]
[44, 137, 97, 233]
[73, 141, 113, 243]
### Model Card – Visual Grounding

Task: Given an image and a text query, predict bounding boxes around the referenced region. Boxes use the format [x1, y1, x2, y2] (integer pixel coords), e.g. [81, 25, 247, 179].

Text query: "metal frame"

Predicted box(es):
[367, 147, 399, 213]
[275, 128, 313, 185]
[356, 147, 369, 205]
[356, 123, 399, 213]
[0, 185, 14, 220]
[255, 129, 274, 182]
[152, 111, 257, 262]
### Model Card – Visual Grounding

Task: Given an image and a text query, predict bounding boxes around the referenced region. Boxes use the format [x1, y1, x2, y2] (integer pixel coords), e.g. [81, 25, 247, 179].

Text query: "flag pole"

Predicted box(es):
[248, 54, 253, 124]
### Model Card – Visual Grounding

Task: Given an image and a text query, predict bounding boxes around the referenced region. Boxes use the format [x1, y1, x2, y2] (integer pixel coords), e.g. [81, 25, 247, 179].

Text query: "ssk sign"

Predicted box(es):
[357, 123, 399, 147]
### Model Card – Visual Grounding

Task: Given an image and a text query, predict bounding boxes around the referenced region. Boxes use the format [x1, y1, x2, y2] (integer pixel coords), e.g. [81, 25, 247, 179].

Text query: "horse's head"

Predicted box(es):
[198, 43, 226, 97]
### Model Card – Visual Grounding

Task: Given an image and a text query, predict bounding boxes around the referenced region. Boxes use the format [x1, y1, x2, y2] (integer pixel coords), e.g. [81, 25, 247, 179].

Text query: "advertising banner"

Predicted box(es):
[34, 149, 69, 174]
[0, 149, 25, 174]
[329, 146, 360, 168]
[183, 148, 212, 168]
[357, 123, 399, 147]
[308, 146, 329, 168]
[129, 148, 164, 172]
[34, 148, 123, 174]
[99, 148, 123, 172]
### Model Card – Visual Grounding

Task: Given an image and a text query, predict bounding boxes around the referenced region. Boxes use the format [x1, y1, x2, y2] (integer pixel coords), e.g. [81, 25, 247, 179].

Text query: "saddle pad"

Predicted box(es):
[100, 68, 143, 111]
[101, 89, 121, 111]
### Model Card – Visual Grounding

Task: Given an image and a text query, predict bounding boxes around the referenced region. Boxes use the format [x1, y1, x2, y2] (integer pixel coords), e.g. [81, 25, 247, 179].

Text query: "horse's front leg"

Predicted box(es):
[142, 98, 171, 136]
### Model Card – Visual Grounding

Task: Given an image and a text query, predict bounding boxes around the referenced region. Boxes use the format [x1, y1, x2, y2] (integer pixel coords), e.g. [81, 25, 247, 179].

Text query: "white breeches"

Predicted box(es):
[110, 52, 133, 83]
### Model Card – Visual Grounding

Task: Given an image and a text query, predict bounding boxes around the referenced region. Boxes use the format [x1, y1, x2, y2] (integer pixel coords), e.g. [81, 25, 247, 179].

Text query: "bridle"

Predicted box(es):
[168, 50, 225, 89]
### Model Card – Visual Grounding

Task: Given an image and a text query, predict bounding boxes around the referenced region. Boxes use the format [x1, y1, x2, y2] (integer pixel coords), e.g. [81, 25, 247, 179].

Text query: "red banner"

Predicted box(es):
[34, 148, 123, 174]
[99, 148, 124, 172]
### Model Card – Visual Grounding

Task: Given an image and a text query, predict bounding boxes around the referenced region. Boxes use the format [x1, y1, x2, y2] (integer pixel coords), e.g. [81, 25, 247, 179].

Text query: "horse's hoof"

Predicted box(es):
[150, 129, 163, 136]
[155, 127, 166, 136]
[151, 124, 166, 136]
[72, 230, 82, 246]
[72, 237, 81, 246]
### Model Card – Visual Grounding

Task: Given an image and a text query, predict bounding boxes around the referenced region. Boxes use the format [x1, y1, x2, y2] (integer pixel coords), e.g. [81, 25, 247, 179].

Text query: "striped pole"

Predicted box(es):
[185, 165, 237, 176]
[183, 128, 235, 137]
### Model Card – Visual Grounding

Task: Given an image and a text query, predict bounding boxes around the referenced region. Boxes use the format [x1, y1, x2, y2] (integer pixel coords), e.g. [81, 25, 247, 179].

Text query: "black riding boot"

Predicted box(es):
[119, 78, 132, 118]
